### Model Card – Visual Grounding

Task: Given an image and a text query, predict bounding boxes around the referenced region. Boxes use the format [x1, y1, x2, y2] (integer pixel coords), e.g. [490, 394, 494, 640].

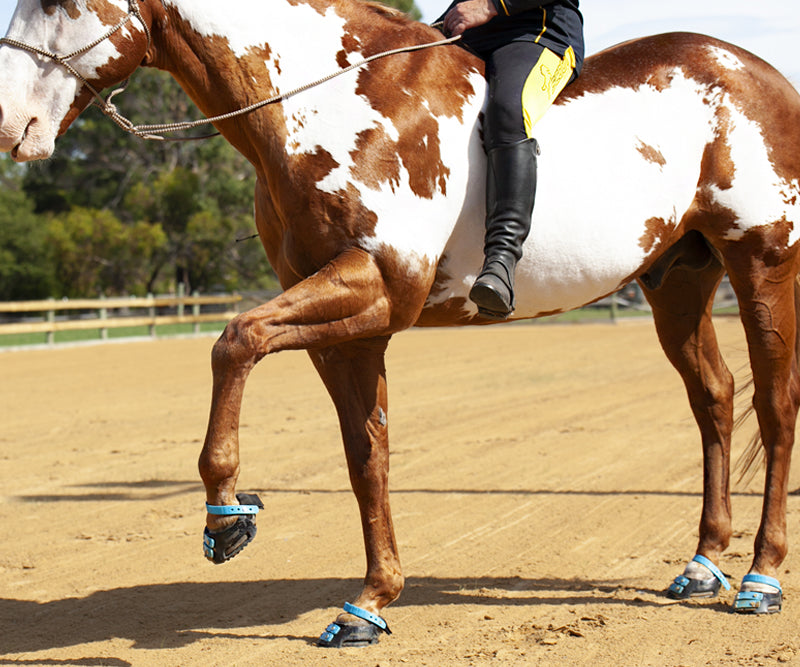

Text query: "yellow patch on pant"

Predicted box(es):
[521, 46, 576, 137]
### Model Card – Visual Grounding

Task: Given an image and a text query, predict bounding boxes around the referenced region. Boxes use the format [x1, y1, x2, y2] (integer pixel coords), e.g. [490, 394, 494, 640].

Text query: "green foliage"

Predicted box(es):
[12, 69, 272, 298]
[46, 207, 167, 297]
[0, 163, 56, 300]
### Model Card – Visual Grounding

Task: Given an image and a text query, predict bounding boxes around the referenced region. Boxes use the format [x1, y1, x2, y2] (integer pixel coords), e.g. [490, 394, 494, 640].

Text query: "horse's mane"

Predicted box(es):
[359, 0, 416, 23]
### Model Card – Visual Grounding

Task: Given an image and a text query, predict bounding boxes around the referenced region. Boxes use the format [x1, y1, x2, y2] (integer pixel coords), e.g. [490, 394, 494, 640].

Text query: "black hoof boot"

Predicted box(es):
[318, 602, 392, 648]
[203, 492, 263, 564]
[203, 516, 257, 564]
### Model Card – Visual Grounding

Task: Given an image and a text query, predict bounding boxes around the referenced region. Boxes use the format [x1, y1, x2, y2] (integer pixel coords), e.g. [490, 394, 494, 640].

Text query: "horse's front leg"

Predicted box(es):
[308, 338, 403, 647]
[198, 247, 401, 545]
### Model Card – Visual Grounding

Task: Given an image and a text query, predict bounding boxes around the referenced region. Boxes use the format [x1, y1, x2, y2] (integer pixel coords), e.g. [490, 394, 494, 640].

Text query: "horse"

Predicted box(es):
[2, 0, 800, 647]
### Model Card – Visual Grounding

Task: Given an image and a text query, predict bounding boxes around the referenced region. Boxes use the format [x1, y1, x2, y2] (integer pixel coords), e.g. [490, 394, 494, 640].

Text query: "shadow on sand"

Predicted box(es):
[0, 574, 730, 657]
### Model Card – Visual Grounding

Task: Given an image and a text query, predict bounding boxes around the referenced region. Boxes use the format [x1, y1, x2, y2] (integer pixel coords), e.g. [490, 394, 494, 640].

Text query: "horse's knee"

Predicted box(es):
[211, 316, 262, 375]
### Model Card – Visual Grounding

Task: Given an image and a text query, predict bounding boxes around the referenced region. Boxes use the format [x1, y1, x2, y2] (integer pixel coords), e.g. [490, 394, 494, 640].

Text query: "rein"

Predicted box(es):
[0, 1, 461, 143]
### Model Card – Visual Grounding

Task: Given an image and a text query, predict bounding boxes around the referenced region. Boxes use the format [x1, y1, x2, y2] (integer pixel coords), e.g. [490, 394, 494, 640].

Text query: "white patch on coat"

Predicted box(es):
[709, 102, 800, 244]
[707, 45, 745, 72]
[358, 71, 487, 274]
[428, 69, 720, 317]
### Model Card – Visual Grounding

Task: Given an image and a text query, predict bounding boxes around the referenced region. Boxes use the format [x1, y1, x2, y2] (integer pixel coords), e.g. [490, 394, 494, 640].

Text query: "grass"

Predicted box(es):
[0, 322, 227, 348]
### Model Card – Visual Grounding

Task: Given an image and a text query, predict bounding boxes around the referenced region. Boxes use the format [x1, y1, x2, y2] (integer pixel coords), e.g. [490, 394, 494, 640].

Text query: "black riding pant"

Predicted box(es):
[483, 40, 576, 151]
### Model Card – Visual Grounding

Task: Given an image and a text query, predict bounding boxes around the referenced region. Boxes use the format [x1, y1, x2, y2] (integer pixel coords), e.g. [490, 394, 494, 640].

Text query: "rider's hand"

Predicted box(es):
[443, 0, 498, 36]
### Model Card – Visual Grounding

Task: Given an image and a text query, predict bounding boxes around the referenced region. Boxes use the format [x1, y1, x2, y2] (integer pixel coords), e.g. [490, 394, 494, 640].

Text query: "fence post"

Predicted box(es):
[99, 294, 108, 340]
[192, 290, 200, 335]
[148, 293, 156, 338]
[177, 283, 185, 319]
[46, 298, 55, 345]
[610, 291, 618, 323]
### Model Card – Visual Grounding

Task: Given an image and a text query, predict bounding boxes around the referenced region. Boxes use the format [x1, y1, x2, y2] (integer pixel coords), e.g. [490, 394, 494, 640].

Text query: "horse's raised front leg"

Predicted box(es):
[727, 260, 800, 614]
[641, 255, 736, 600]
[198, 247, 398, 543]
[308, 338, 403, 647]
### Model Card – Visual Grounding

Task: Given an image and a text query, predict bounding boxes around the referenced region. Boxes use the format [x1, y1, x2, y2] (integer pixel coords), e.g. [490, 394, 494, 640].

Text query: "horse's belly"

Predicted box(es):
[420, 72, 719, 322]
[425, 162, 705, 319]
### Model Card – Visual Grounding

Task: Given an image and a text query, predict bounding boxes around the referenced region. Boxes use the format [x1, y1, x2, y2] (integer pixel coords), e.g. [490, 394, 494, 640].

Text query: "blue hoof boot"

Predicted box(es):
[318, 602, 392, 648]
[203, 493, 263, 564]
[667, 554, 731, 600]
[734, 574, 782, 614]
[668, 574, 721, 599]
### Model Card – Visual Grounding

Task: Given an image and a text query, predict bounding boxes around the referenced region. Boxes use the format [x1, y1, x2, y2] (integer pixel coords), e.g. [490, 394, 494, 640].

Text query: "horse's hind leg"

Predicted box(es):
[641, 256, 736, 598]
[726, 256, 800, 613]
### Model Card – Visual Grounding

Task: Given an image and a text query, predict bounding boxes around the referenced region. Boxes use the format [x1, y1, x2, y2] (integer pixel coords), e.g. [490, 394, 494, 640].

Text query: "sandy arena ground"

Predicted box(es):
[2, 317, 800, 666]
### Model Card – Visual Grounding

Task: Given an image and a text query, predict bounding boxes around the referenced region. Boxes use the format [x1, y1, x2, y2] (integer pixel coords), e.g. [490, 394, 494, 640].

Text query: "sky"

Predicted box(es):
[1, 0, 798, 84]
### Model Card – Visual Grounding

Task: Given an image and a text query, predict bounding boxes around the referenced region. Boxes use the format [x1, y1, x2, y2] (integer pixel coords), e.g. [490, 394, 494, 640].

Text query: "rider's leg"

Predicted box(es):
[469, 42, 576, 318]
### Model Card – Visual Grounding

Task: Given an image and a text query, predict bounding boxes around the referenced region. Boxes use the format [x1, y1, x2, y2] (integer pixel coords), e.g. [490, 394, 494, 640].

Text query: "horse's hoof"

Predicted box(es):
[317, 602, 391, 648]
[668, 574, 721, 599]
[203, 492, 263, 564]
[667, 554, 730, 599]
[734, 574, 783, 614]
[318, 621, 382, 648]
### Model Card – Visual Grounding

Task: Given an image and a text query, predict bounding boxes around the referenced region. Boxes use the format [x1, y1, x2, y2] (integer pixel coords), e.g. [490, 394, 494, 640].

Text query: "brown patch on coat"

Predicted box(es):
[416, 297, 476, 326]
[692, 108, 740, 242]
[636, 140, 666, 167]
[57, 0, 151, 134]
[349, 126, 402, 192]
[41, 0, 81, 19]
[639, 216, 674, 255]
[326, 5, 481, 199]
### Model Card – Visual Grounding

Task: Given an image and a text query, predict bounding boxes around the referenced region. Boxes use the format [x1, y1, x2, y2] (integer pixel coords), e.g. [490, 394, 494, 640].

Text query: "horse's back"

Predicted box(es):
[416, 32, 800, 326]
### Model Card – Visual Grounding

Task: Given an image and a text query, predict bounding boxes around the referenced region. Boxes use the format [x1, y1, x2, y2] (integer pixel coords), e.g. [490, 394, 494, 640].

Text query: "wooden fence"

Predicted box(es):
[0, 290, 241, 344]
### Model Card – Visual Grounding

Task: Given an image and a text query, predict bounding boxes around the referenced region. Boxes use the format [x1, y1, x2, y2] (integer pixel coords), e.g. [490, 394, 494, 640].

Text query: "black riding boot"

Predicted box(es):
[469, 138, 538, 319]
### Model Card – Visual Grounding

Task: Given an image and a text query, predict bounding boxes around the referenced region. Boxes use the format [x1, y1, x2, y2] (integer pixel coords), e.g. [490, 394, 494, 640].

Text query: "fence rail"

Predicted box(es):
[0, 290, 241, 343]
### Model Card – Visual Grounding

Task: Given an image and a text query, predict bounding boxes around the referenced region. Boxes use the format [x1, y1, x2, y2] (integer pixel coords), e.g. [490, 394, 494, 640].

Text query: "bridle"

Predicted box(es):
[0, 0, 460, 142]
[0, 0, 157, 138]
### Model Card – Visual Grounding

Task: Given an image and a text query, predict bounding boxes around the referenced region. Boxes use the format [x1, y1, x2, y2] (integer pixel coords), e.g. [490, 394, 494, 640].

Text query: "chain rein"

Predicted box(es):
[0, 1, 460, 142]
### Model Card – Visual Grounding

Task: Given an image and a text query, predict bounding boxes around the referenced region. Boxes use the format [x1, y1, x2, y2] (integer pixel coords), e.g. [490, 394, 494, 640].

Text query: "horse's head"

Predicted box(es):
[0, 0, 152, 162]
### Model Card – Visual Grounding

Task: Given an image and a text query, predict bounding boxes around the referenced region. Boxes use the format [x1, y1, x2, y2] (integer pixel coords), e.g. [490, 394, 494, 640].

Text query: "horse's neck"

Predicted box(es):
[152, 0, 453, 168]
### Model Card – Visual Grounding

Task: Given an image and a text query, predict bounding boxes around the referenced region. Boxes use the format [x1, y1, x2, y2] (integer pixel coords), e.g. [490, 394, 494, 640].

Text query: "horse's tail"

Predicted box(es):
[734, 274, 800, 484]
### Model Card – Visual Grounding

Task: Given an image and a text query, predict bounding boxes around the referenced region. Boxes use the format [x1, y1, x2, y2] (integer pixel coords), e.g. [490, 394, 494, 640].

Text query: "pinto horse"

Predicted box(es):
[2, 0, 800, 645]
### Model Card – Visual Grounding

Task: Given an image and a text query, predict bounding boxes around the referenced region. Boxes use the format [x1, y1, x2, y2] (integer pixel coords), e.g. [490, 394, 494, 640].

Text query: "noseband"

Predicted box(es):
[0, 0, 154, 137]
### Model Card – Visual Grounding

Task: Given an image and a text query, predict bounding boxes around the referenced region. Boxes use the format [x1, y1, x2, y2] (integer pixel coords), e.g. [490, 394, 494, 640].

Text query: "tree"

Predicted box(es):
[23, 70, 272, 296]
[0, 158, 55, 300]
[46, 207, 167, 297]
